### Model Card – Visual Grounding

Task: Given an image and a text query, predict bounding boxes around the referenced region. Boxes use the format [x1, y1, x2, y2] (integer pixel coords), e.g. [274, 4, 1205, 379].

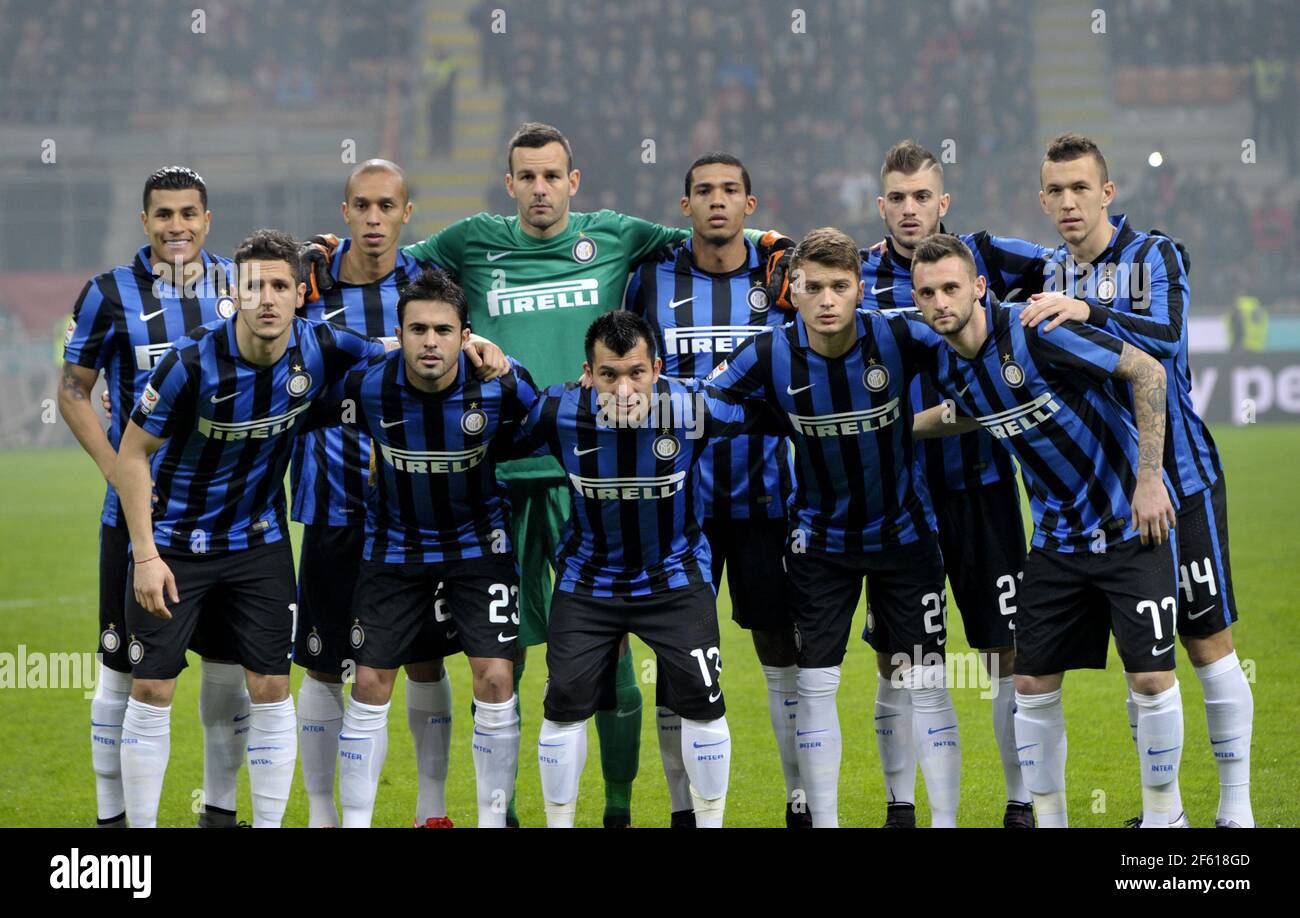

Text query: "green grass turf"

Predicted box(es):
[1, 426, 1297, 827]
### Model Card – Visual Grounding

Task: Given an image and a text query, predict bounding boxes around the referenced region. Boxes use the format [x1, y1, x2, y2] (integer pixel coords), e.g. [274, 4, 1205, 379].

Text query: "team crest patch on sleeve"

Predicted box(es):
[1001, 360, 1025, 388]
[571, 236, 597, 264]
[139, 384, 160, 415]
[863, 364, 890, 392]
[705, 359, 728, 381]
[63, 317, 77, 346]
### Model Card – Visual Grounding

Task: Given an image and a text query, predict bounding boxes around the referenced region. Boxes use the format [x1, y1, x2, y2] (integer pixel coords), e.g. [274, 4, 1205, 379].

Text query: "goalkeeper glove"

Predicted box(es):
[758, 230, 796, 311]
[299, 233, 340, 302]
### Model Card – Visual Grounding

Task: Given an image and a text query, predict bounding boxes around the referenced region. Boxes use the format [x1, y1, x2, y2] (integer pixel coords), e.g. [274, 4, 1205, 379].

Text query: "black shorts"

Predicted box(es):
[124, 541, 297, 681]
[933, 478, 1027, 650]
[545, 582, 722, 722]
[702, 516, 794, 631]
[349, 555, 519, 669]
[1014, 535, 1179, 677]
[1174, 478, 1237, 637]
[293, 523, 364, 674]
[784, 536, 948, 669]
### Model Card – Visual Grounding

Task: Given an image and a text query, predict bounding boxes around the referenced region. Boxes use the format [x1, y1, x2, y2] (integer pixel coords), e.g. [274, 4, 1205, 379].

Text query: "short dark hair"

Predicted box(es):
[684, 152, 751, 197]
[584, 311, 657, 366]
[1043, 132, 1109, 185]
[790, 227, 861, 278]
[233, 228, 300, 277]
[910, 233, 977, 278]
[880, 140, 943, 184]
[345, 158, 409, 202]
[507, 122, 573, 173]
[142, 166, 208, 212]
[397, 268, 469, 329]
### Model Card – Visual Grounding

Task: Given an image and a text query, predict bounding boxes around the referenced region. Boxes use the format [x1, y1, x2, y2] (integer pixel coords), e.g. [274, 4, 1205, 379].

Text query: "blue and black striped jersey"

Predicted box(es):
[922, 300, 1175, 553]
[290, 240, 434, 526]
[130, 316, 384, 554]
[862, 231, 1051, 495]
[708, 309, 940, 554]
[513, 376, 759, 597]
[1042, 213, 1220, 500]
[626, 237, 794, 520]
[63, 246, 236, 526]
[332, 350, 539, 563]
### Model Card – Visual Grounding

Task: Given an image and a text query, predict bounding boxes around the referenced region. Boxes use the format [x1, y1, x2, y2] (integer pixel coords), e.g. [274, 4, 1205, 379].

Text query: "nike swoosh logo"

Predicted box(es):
[785, 383, 815, 396]
[708, 690, 722, 703]
[1187, 605, 1215, 620]
[486, 251, 509, 262]
[692, 739, 728, 748]
[1152, 643, 1174, 655]
[657, 710, 677, 718]
[246, 746, 283, 752]
[322, 307, 347, 321]
[955, 384, 972, 398]
[874, 713, 899, 721]
[497, 633, 516, 643]
[1147, 745, 1181, 756]
[210, 392, 238, 404]
[783, 698, 798, 706]
[795, 729, 826, 737]
[139, 308, 166, 322]
[538, 741, 564, 748]
[380, 419, 407, 429]
[1016, 743, 1038, 752]
[338, 735, 367, 742]
[572, 446, 601, 457]
[473, 728, 497, 737]
[1210, 736, 1241, 745]
[871, 284, 897, 295]
[668, 296, 696, 310]
[927, 724, 957, 735]
[233, 713, 250, 723]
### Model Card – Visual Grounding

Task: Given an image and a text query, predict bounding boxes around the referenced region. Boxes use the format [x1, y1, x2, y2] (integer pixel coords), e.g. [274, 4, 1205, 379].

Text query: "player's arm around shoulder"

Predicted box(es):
[1112, 342, 1176, 545]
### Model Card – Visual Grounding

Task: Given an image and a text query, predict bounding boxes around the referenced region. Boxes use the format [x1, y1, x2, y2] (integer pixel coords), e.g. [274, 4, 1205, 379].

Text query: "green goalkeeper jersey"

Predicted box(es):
[404, 209, 763, 480]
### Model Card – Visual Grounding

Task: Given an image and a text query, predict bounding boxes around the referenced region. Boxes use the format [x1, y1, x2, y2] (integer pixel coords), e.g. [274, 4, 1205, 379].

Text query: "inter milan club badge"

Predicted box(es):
[863, 362, 890, 392]
[349, 620, 365, 649]
[653, 433, 681, 460]
[572, 235, 597, 264]
[287, 364, 312, 397]
[1096, 266, 1117, 305]
[1002, 359, 1026, 388]
[100, 625, 120, 654]
[461, 403, 488, 435]
[216, 295, 236, 319]
[128, 638, 144, 665]
[747, 286, 770, 312]
[307, 628, 322, 657]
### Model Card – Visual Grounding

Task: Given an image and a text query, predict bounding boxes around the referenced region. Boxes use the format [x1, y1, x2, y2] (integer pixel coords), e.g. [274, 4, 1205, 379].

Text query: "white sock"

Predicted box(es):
[656, 707, 692, 812]
[874, 672, 915, 805]
[905, 665, 962, 827]
[246, 698, 297, 829]
[1127, 688, 1184, 822]
[473, 695, 520, 828]
[338, 698, 390, 828]
[538, 718, 587, 828]
[199, 660, 249, 815]
[761, 665, 802, 806]
[406, 674, 452, 823]
[297, 676, 344, 827]
[91, 666, 131, 822]
[681, 716, 730, 828]
[795, 666, 841, 828]
[120, 698, 171, 829]
[992, 675, 1028, 803]
[1014, 689, 1068, 828]
[1133, 681, 1184, 828]
[1195, 651, 1254, 827]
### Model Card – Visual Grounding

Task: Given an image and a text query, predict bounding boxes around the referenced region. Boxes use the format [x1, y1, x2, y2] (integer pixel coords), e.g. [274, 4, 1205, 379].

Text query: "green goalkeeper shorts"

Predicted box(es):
[508, 477, 570, 648]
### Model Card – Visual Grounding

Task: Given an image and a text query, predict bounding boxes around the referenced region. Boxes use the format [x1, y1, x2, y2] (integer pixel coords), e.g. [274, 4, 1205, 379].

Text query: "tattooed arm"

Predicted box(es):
[58, 362, 118, 488]
[1111, 343, 1176, 545]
